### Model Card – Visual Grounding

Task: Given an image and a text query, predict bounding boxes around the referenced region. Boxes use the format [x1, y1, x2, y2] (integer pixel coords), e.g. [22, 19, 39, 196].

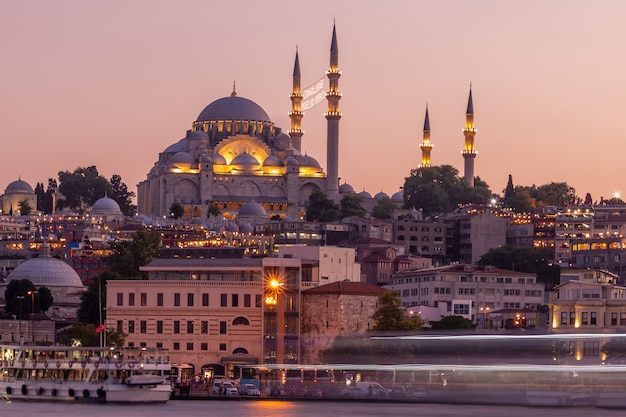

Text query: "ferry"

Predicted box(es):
[0, 344, 172, 403]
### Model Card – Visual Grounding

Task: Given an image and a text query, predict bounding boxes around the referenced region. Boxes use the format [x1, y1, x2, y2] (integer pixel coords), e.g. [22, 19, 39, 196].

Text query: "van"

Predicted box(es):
[351, 382, 388, 398]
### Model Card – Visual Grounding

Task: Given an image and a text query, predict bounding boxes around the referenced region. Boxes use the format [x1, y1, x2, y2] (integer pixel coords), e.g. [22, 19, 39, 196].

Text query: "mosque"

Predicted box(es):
[137, 26, 344, 221]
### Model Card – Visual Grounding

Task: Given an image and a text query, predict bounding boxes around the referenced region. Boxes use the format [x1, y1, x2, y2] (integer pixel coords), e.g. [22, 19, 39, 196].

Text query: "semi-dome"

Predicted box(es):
[197, 96, 271, 123]
[339, 183, 355, 194]
[5, 179, 34, 194]
[7, 243, 84, 288]
[238, 200, 267, 217]
[391, 191, 404, 202]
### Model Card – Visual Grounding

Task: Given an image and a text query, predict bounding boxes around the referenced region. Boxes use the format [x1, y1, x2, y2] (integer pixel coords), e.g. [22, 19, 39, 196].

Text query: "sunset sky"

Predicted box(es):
[2, 1, 625, 204]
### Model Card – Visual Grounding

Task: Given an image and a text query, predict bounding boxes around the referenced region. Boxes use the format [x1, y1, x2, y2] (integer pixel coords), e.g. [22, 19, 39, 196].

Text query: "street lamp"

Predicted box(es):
[479, 306, 490, 330]
[16, 296, 25, 345]
[265, 277, 284, 363]
[28, 290, 38, 344]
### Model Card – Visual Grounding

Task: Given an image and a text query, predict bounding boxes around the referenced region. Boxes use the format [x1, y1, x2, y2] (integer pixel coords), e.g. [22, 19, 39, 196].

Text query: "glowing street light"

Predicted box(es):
[479, 306, 490, 329]
[27, 290, 38, 315]
[16, 295, 25, 345]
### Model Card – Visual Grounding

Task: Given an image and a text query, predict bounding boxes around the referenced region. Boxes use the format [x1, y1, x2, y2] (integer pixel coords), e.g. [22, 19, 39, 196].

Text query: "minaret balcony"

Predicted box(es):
[290, 93, 303, 99]
[462, 128, 477, 133]
[326, 91, 342, 97]
[288, 111, 303, 116]
[324, 111, 342, 117]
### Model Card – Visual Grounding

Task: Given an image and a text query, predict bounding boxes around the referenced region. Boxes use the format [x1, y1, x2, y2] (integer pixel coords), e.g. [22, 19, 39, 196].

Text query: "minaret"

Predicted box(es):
[289, 48, 304, 153]
[325, 23, 341, 200]
[419, 105, 433, 168]
[462, 86, 476, 186]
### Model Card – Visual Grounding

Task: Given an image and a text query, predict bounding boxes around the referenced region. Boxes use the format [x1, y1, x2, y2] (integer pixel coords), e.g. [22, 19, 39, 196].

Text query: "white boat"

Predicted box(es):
[0, 344, 172, 403]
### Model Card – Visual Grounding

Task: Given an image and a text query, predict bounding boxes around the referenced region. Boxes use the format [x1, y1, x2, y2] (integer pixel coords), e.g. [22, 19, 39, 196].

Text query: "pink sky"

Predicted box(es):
[2, 1, 625, 203]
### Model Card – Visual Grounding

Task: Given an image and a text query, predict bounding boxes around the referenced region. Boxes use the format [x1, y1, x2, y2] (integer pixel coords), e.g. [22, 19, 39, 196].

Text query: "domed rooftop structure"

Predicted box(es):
[168, 151, 196, 169]
[391, 191, 404, 203]
[6, 242, 84, 288]
[238, 200, 267, 217]
[240, 223, 255, 234]
[212, 153, 227, 165]
[297, 154, 321, 169]
[163, 138, 188, 154]
[374, 191, 389, 200]
[339, 183, 355, 194]
[263, 155, 282, 167]
[358, 190, 372, 199]
[5, 179, 34, 194]
[197, 96, 271, 123]
[273, 129, 292, 150]
[231, 152, 261, 173]
[90, 194, 124, 221]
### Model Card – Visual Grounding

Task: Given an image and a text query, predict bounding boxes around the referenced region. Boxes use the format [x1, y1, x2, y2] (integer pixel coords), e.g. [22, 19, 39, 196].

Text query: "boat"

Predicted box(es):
[0, 344, 172, 403]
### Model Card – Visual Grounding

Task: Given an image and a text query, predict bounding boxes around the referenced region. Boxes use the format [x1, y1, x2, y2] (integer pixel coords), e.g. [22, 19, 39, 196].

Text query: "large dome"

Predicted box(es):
[197, 96, 271, 123]
[7, 245, 84, 288]
[238, 200, 267, 217]
[5, 179, 34, 194]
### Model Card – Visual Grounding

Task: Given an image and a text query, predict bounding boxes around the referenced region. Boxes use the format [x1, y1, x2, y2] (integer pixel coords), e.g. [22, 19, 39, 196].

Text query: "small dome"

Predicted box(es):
[375, 191, 389, 200]
[168, 151, 196, 170]
[92, 196, 122, 213]
[297, 154, 321, 169]
[231, 153, 261, 173]
[391, 191, 404, 202]
[263, 155, 282, 167]
[339, 183, 355, 194]
[197, 96, 271, 123]
[238, 200, 267, 217]
[190, 128, 209, 141]
[240, 223, 254, 234]
[274, 131, 292, 150]
[200, 153, 212, 163]
[285, 157, 299, 166]
[212, 153, 227, 165]
[226, 222, 239, 233]
[358, 190, 372, 199]
[5, 179, 34, 194]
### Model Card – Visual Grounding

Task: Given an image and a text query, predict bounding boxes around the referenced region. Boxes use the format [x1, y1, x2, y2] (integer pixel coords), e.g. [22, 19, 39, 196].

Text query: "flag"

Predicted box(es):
[95, 324, 105, 333]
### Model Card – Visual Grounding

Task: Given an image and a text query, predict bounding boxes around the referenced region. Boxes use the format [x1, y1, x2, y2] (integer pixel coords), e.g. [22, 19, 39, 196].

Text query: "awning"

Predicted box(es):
[220, 354, 259, 364]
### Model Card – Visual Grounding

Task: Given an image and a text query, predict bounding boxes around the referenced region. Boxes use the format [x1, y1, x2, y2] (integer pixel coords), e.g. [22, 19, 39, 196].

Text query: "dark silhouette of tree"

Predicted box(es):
[372, 196, 398, 219]
[207, 203, 221, 217]
[4, 279, 53, 316]
[372, 291, 423, 332]
[77, 271, 122, 324]
[110, 174, 136, 216]
[477, 245, 560, 288]
[57, 166, 112, 212]
[17, 199, 32, 216]
[340, 194, 366, 219]
[305, 189, 340, 222]
[169, 202, 184, 219]
[107, 230, 160, 278]
[429, 315, 476, 330]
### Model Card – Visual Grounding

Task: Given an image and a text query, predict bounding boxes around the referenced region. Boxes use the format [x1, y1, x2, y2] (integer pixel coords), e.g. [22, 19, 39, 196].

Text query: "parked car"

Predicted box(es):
[341, 386, 368, 398]
[388, 386, 408, 399]
[212, 381, 239, 396]
[240, 383, 260, 396]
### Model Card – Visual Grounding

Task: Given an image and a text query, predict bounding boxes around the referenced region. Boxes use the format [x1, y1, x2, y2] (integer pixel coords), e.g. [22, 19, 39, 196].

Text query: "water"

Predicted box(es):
[1, 399, 620, 417]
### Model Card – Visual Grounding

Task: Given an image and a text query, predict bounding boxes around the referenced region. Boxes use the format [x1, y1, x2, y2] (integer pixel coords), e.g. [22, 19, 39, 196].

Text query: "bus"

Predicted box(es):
[234, 365, 260, 388]
[283, 365, 335, 397]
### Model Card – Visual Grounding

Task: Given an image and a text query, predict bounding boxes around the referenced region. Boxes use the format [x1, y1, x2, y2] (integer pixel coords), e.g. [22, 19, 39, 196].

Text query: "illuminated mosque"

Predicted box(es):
[137, 26, 343, 221]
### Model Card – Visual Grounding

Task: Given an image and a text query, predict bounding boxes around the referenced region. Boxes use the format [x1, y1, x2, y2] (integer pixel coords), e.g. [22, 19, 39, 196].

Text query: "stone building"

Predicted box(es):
[0, 178, 36, 215]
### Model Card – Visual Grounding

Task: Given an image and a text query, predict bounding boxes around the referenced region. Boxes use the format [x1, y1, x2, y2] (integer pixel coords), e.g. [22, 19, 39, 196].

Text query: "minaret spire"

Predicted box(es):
[325, 22, 341, 200]
[289, 47, 304, 152]
[419, 104, 433, 168]
[462, 84, 477, 186]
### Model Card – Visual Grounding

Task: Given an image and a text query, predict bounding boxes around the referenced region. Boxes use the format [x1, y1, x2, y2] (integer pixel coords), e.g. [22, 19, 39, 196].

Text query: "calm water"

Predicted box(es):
[1, 399, 621, 417]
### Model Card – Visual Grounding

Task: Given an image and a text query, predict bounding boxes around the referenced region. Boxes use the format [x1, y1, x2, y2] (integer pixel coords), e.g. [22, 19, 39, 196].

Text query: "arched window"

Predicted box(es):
[232, 316, 250, 325]
[232, 347, 248, 354]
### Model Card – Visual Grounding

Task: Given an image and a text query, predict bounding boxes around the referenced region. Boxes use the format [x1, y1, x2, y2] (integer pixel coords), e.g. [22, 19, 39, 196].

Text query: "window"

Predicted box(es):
[621, 312, 626, 326]
[187, 293, 194, 307]
[244, 294, 251, 307]
[233, 316, 250, 325]
[140, 320, 146, 333]
[174, 293, 181, 307]
[202, 293, 209, 307]
[560, 312, 567, 325]
[219, 321, 227, 334]
[140, 293, 147, 306]
[581, 312, 589, 325]
[221, 294, 227, 307]
[201, 321, 208, 334]
[570, 312, 576, 325]
[128, 320, 135, 334]
[157, 293, 163, 307]
[591, 312, 597, 325]
[129, 293, 135, 306]
[255, 295, 262, 307]
[219, 343, 227, 351]
[612, 312, 618, 325]
[157, 320, 163, 334]
[174, 320, 180, 334]
[116, 320, 123, 332]
[187, 320, 194, 334]
[173, 342, 180, 351]
[186, 343, 194, 351]
[117, 293, 123, 306]
[156, 342, 163, 348]
[232, 294, 239, 307]
[201, 343, 208, 351]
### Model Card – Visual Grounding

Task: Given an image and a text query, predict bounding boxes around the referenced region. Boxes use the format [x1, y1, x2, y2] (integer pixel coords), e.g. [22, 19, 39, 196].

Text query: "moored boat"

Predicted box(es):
[0, 344, 172, 403]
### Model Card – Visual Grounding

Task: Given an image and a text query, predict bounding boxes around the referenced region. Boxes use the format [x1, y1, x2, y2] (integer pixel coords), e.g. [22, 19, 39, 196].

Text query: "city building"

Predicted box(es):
[445, 211, 507, 264]
[0, 178, 37, 216]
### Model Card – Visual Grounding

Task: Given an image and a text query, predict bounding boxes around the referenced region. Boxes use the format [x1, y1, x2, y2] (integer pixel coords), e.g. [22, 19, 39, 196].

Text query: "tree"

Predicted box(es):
[17, 199, 32, 216]
[107, 230, 160, 278]
[207, 203, 221, 217]
[57, 166, 112, 212]
[110, 174, 136, 216]
[77, 271, 122, 324]
[305, 189, 340, 222]
[429, 315, 476, 330]
[169, 202, 184, 219]
[503, 174, 515, 205]
[372, 196, 397, 219]
[477, 245, 560, 288]
[371, 291, 423, 332]
[340, 194, 366, 219]
[4, 279, 53, 315]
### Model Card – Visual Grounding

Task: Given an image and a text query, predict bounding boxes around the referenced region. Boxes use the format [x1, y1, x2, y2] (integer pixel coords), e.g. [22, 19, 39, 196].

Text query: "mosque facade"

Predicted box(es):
[137, 26, 343, 222]
[0, 179, 37, 216]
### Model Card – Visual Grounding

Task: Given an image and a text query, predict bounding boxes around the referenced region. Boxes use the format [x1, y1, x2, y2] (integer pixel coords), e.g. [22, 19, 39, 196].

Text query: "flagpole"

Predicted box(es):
[98, 277, 103, 348]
